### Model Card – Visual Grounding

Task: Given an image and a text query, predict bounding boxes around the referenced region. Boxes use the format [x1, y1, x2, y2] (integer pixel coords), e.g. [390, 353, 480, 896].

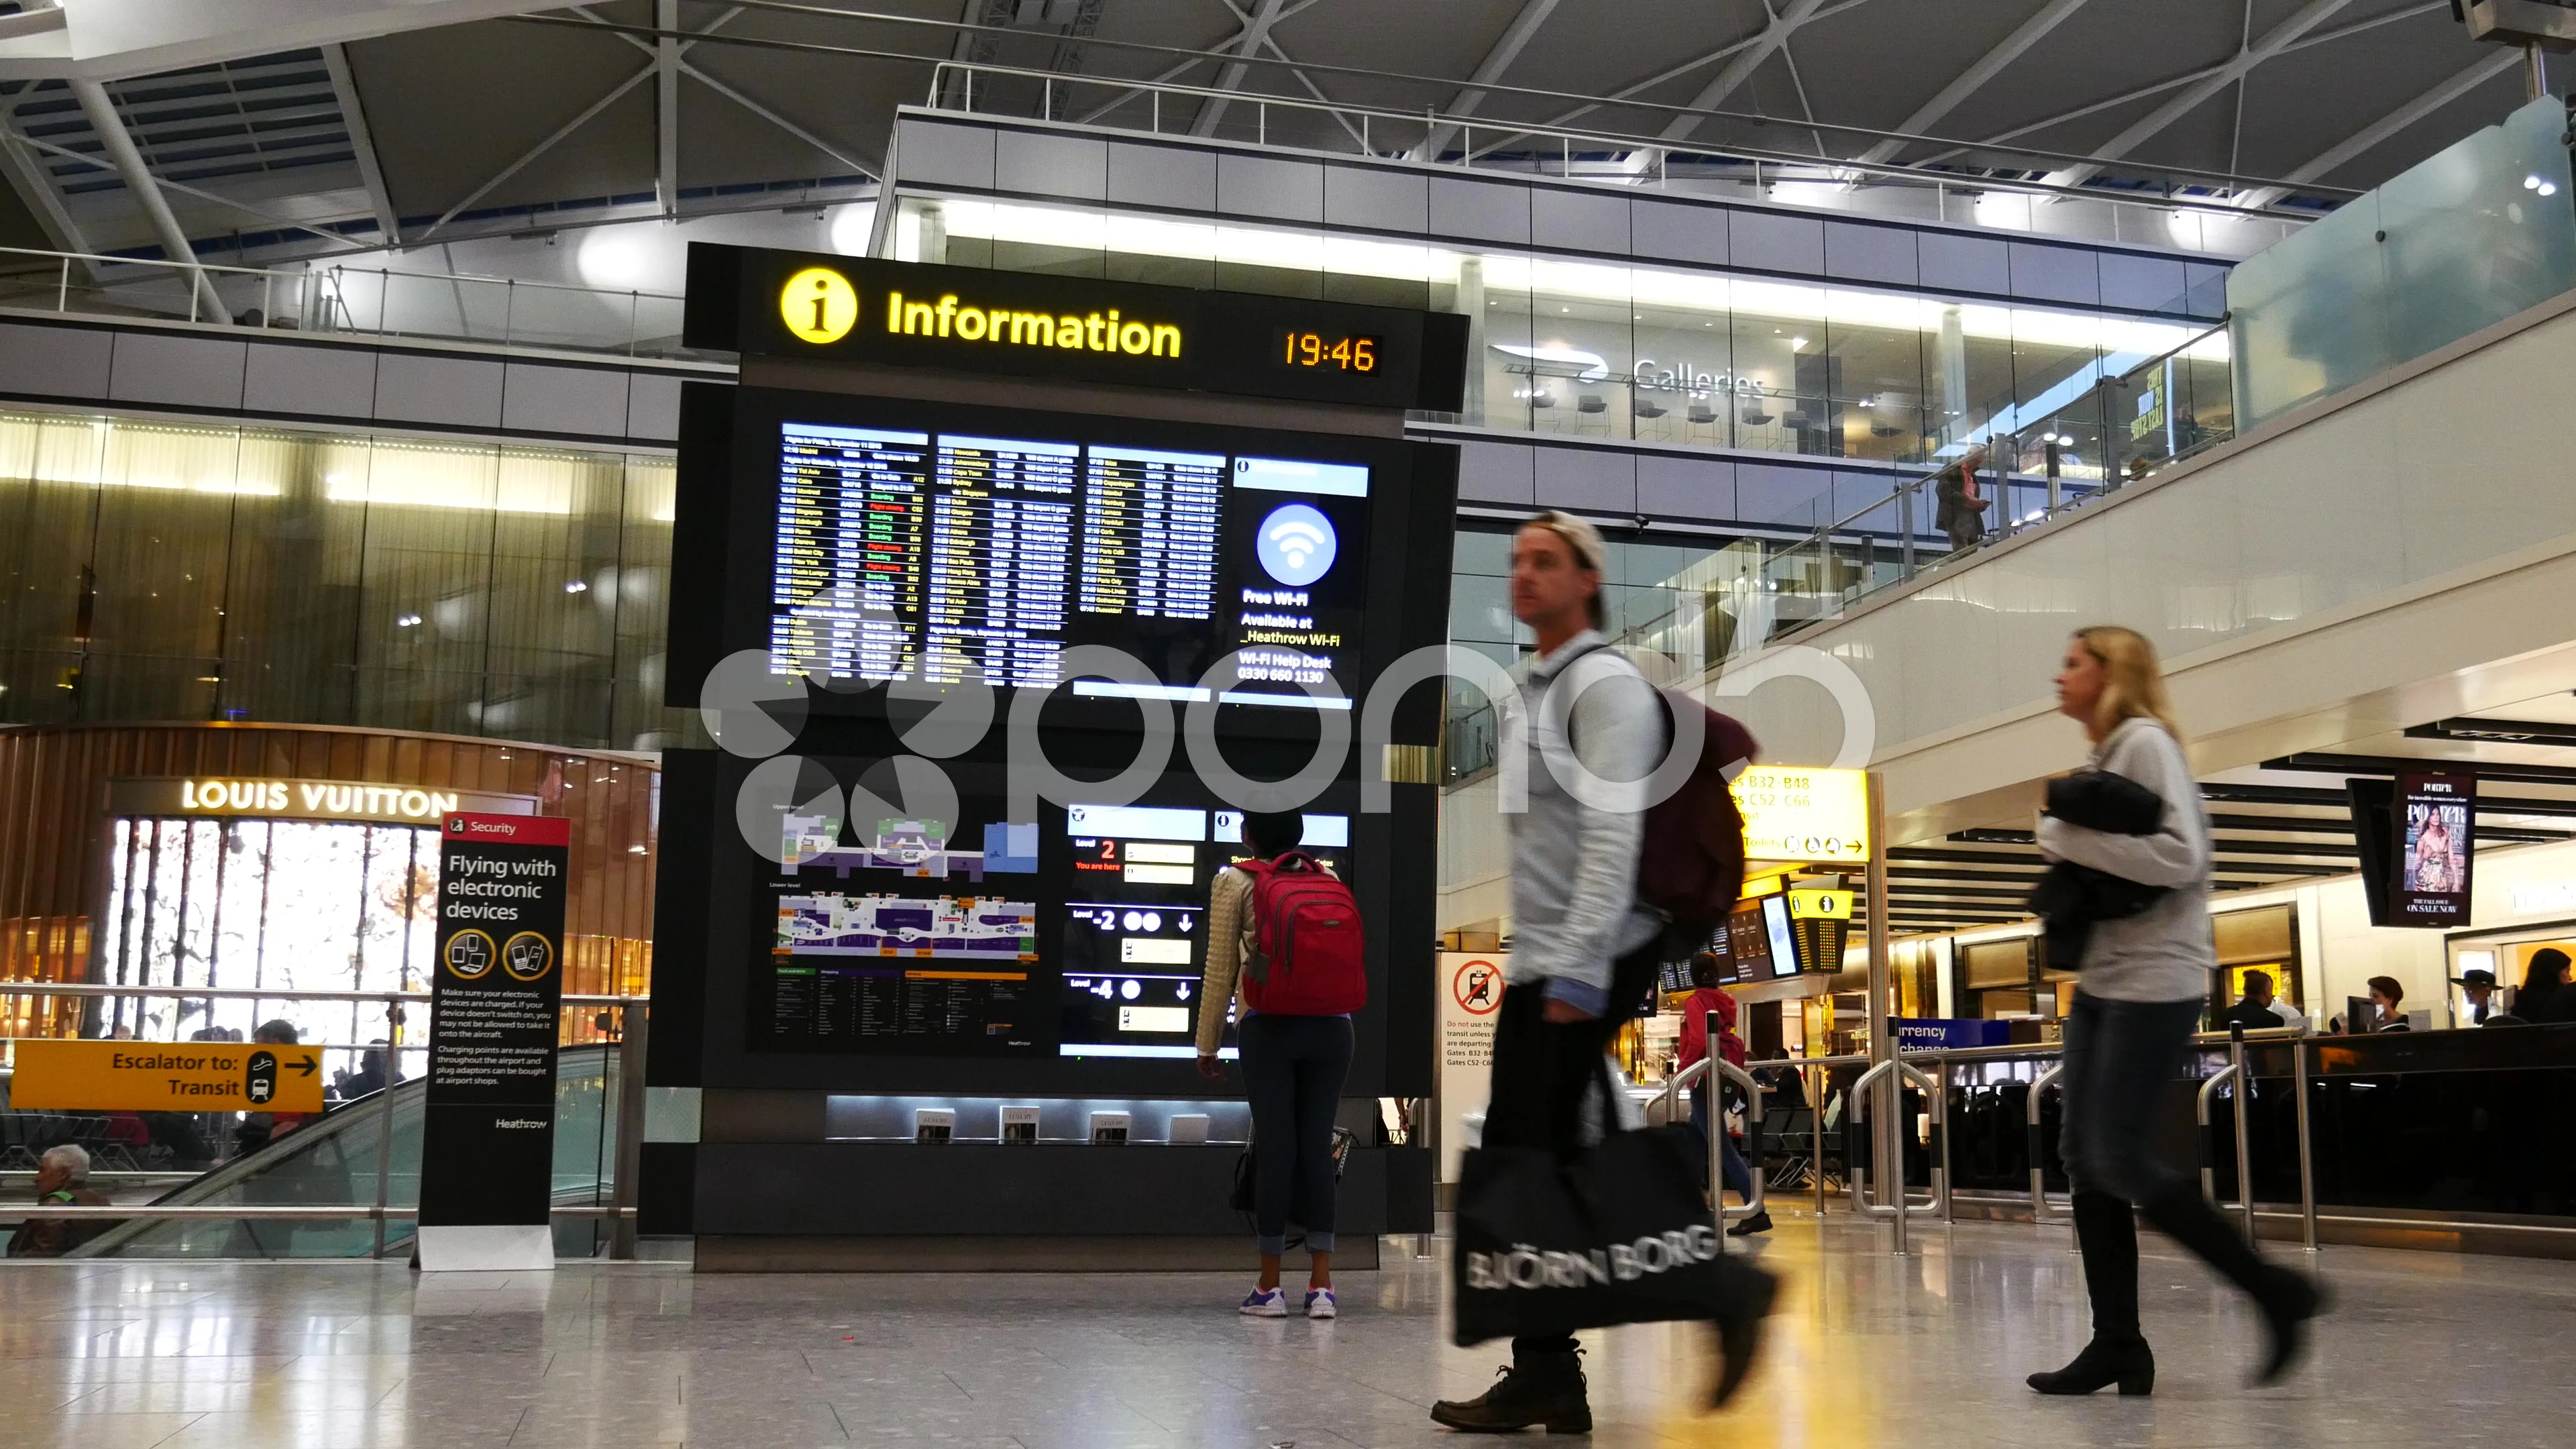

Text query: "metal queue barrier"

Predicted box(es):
[1849, 1058, 1946, 1255]
[1656, 1049, 1768, 1251]
[1722, 1026, 2322, 1261]
[0, 981, 649, 1252]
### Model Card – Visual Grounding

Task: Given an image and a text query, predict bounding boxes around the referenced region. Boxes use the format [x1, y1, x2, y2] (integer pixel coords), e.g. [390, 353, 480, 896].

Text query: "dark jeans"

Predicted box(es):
[2057, 989, 2206, 1202]
[1688, 1086, 1756, 1203]
[1239, 1012, 1354, 1255]
[1487, 941, 1664, 1360]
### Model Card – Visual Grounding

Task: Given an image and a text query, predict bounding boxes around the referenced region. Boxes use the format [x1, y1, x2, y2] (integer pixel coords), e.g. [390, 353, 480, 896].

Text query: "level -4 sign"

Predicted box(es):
[10, 1039, 324, 1113]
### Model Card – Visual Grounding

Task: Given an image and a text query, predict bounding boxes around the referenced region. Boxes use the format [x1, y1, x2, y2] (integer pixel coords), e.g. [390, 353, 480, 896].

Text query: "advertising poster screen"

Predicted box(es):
[2394, 773, 2474, 927]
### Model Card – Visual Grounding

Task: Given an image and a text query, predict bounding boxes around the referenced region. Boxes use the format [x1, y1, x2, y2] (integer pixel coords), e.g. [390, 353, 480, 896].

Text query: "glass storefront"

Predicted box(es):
[0, 407, 692, 752]
[97, 816, 439, 1067]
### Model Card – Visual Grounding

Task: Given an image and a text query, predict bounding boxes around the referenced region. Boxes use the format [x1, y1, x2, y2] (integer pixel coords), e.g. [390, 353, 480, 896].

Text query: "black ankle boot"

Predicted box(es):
[1707, 1256, 1780, 1408]
[1430, 1348, 1591, 1434]
[2030, 1191, 2153, 1395]
[2141, 1184, 2327, 1385]
[2028, 1334, 2156, 1395]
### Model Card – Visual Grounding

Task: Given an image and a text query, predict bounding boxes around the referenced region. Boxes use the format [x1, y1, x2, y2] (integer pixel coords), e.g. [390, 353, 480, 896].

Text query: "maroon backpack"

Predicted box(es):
[1640, 691, 1758, 941]
[1234, 853, 1366, 1016]
[1558, 643, 1758, 942]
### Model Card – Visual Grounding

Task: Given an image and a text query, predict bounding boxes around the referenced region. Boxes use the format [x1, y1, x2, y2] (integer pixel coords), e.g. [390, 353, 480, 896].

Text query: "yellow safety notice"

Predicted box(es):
[9, 1039, 326, 1113]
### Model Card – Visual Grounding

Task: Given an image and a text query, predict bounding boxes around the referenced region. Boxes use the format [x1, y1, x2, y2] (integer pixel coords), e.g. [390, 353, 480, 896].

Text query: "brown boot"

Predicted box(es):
[1430, 1348, 1591, 1434]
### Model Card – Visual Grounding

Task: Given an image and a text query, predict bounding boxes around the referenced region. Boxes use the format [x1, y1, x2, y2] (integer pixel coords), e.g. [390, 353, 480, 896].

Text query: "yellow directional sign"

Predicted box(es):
[1733, 766, 1872, 864]
[9, 1040, 325, 1113]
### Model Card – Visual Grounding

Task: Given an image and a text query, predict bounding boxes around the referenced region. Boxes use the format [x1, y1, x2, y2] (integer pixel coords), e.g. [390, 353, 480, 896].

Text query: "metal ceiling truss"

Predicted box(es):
[321, 43, 398, 242]
[2036, 0, 2360, 191]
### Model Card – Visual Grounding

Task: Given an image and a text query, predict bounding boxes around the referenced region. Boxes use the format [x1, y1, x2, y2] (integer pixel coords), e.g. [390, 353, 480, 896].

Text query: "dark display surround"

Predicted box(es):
[645, 249, 1458, 1262]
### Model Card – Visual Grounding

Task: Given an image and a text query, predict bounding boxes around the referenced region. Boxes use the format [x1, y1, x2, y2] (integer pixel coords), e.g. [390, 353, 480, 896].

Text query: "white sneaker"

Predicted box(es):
[1305, 1287, 1336, 1320]
[1239, 1287, 1289, 1318]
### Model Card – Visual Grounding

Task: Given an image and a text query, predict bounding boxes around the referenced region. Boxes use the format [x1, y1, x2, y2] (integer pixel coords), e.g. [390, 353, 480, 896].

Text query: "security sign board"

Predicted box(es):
[10, 1039, 324, 1113]
[1733, 766, 1871, 865]
[418, 811, 571, 1267]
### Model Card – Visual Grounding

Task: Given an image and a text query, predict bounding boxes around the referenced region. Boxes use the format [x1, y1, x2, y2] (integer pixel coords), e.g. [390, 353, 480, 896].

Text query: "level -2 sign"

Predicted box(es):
[10, 1039, 324, 1113]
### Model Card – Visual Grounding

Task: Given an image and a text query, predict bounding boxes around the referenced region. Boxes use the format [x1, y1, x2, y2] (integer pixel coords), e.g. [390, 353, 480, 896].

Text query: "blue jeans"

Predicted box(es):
[2057, 990, 2206, 1203]
[1689, 1084, 1756, 1203]
[1238, 1012, 1353, 1255]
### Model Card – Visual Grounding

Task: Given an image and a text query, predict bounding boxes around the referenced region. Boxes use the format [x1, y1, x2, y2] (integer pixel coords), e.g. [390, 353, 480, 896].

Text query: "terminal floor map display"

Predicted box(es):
[749, 790, 1354, 1063]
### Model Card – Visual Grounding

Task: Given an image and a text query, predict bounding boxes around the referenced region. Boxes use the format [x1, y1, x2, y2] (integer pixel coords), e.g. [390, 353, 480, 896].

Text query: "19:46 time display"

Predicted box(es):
[1281, 331, 1378, 372]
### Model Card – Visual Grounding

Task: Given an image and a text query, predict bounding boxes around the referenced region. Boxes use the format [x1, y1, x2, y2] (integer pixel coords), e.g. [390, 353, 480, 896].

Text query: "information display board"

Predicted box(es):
[688, 388, 1403, 721]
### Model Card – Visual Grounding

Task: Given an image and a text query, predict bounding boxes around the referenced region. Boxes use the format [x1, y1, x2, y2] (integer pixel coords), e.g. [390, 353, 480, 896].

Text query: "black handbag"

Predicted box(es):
[1450, 1073, 1772, 1348]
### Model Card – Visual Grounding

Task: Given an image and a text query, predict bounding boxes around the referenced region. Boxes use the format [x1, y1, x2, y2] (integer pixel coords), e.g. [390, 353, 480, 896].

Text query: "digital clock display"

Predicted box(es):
[1281, 331, 1379, 372]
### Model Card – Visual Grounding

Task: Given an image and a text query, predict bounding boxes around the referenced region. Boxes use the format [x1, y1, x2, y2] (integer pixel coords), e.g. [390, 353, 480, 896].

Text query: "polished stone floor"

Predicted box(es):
[0, 1212, 2547, 1448]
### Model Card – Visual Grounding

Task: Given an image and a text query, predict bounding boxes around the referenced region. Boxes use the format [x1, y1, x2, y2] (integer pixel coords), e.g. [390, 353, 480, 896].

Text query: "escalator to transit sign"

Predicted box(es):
[417, 812, 571, 1272]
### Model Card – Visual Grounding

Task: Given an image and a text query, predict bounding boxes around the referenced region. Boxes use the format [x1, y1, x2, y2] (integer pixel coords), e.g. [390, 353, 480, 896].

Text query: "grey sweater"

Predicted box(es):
[1503, 631, 1664, 1016]
[2033, 717, 2216, 1003]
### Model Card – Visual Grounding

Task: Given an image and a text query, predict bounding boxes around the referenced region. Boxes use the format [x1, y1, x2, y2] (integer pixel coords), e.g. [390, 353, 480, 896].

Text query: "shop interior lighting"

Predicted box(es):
[396, 613, 423, 627]
[564, 580, 588, 594]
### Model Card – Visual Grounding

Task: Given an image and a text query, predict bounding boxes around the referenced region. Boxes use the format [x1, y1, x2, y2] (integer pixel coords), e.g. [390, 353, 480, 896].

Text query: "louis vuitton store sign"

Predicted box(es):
[109, 777, 535, 825]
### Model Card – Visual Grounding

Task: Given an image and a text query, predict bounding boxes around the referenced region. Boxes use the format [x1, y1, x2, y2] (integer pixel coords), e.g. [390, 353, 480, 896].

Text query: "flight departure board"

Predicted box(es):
[767, 419, 1369, 705]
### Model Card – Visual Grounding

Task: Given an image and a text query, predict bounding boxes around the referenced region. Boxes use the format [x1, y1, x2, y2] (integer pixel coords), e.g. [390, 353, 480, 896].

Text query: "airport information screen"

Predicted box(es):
[745, 776, 1353, 1063]
[770, 421, 1368, 706]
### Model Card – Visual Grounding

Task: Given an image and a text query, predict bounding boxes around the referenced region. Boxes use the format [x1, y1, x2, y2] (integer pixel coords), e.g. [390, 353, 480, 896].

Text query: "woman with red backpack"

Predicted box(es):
[1197, 809, 1362, 1321]
[1674, 957, 1771, 1237]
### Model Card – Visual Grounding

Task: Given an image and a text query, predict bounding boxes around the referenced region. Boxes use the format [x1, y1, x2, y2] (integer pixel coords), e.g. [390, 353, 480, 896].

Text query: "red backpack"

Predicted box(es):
[1234, 852, 1366, 1016]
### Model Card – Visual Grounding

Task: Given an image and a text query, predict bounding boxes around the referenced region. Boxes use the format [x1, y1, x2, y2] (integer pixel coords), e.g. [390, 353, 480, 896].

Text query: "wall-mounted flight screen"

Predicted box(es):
[767, 419, 1368, 710]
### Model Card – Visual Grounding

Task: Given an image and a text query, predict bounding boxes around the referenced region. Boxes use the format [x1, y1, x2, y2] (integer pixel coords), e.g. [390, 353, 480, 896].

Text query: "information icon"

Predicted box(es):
[443, 929, 496, 980]
[502, 931, 555, 983]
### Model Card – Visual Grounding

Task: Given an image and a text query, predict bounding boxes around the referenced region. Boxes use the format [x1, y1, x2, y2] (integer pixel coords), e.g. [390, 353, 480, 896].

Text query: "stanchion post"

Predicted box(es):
[1864, 771, 1902, 1256]
[2229, 1025, 2254, 1243]
[2294, 1028, 2318, 1253]
[610, 1004, 649, 1260]
[1810, 1059, 1825, 1219]
[372, 1073, 394, 1259]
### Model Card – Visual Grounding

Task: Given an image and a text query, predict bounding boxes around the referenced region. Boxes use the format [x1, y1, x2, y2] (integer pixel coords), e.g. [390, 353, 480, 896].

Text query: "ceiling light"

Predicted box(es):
[396, 613, 422, 628]
[2542, 180, 2561, 197]
[2526, 174, 2544, 190]
[565, 580, 589, 594]
[1789, 336, 1809, 350]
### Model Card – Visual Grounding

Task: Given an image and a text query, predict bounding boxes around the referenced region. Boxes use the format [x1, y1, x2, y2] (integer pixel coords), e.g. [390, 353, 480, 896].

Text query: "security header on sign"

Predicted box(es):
[9, 1039, 325, 1113]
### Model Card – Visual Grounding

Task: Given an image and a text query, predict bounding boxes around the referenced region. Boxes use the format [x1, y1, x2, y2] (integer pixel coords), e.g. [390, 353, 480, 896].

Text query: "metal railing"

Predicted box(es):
[916, 62, 2328, 231]
[1750, 320, 2237, 643]
[0, 246, 698, 361]
[0, 979, 647, 1256]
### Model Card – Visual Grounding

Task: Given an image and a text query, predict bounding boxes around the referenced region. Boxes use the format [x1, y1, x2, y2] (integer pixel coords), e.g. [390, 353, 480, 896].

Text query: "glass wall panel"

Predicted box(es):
[914, 195, 2219, 484]
[0, 407, 693, 751]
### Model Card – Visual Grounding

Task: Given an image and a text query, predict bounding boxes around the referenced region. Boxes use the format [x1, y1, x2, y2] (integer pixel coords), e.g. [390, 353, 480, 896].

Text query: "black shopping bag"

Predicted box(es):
[1451, 1122, 1749, 1347]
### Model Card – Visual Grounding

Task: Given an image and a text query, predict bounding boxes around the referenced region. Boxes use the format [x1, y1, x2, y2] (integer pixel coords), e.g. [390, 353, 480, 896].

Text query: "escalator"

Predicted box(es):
[68, 1044, 621, 1260]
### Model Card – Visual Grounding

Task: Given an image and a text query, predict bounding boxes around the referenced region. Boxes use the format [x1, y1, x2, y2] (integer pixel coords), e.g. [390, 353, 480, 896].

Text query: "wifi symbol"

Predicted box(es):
[1257, 504, 1337, 586]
